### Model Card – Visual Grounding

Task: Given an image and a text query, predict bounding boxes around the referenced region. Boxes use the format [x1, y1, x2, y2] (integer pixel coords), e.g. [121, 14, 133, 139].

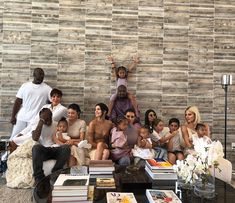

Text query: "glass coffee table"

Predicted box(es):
[34, 166, 235, 203]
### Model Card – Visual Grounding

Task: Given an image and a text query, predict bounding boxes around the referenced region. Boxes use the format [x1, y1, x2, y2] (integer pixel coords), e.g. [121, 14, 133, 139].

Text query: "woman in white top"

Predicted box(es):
[180, 106, 210, 149]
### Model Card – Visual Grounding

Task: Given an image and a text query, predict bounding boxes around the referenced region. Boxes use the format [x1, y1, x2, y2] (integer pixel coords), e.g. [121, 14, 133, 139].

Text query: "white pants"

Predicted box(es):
[10, 120, 29, 140]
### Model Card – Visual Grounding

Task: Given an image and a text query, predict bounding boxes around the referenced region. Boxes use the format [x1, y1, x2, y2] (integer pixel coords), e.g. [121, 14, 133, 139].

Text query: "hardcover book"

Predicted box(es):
[89, 160, 114, 170]
[96, 177, 116, 189]
[89, 160, 114, 167]
[146, 159, 173, 172]
[146, 189, 182, 203]
[145, 166, 177, 180]
[53, 174, 90, 190]
[106, 192, 137, 203]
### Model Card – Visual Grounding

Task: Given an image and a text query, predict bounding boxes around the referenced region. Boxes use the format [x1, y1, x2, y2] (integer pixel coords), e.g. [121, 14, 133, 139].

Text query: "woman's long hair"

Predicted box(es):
[95, 103, 109, 120]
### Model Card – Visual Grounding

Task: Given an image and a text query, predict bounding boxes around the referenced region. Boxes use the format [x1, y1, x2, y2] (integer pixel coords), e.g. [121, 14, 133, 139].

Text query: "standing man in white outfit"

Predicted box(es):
[10, 68, 52, 140]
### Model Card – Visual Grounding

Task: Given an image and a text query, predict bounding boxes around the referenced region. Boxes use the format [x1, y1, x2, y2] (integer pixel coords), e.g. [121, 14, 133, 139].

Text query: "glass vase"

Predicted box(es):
[194, 172, 215, 199]
[177, 176, 193, 190]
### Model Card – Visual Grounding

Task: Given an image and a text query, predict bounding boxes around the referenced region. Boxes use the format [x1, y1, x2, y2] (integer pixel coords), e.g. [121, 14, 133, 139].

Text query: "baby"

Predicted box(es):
[53, 117, 70, 145]
[194, 123, 212, 144]
[132, 126, 155, 166]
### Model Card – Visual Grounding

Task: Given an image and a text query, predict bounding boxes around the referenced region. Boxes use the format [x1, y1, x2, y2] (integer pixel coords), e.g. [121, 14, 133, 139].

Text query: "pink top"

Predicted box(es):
[117, 78, 127, 88]
[111, 127, 127, 148]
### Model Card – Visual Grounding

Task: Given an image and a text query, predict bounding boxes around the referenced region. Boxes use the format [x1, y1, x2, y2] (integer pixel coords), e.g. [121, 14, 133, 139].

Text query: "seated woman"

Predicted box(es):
[144, 109, 157, 133]
[53, 103, 87, 167]
[124, 108, 141, 149]
[180, 106, 210, 152]
[9, 88, 67, 151]
[87, 103, 113, 160]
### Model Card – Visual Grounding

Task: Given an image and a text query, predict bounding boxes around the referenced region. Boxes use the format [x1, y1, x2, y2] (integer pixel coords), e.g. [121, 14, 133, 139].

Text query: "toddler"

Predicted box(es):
[52, 117, 70, 145]
[194, 123, 212, 144]
[151, 118, 175, 160]
[107, 55, 140, 117]
[132, 126, 155, 166]
[110, 117, 132, 165]
[167, 118, 184, 164]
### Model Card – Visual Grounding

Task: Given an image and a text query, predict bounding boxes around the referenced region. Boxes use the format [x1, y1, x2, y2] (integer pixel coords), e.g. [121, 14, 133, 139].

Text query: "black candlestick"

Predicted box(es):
[221, 74, 232, 159]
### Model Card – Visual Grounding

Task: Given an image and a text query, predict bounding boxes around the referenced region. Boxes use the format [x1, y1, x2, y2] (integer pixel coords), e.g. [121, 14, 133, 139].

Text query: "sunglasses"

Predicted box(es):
[126, 115, 135, 118]
[149, 113, 156, 117]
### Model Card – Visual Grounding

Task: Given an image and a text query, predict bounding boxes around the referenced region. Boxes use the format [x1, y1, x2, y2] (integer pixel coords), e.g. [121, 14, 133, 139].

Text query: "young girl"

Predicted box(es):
[132, 126, 155, 166]
[110, 117, 132, 166]
[193, 123, 212, 144]
[167, 118, 184, 164]
[151, 118, 176, 160]
[107, 55, 140, 117]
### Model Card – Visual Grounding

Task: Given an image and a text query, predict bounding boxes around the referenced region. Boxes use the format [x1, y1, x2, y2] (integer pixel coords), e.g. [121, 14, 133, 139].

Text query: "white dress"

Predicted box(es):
[179, 127, 196, 148]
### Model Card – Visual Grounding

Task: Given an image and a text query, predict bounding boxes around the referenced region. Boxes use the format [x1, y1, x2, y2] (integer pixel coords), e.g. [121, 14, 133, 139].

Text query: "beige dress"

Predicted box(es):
[67, 119, 87, 166]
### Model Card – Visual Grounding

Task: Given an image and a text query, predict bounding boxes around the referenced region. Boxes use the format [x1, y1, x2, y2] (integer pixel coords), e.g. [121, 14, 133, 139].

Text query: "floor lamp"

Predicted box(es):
[221, 74, 232, 159]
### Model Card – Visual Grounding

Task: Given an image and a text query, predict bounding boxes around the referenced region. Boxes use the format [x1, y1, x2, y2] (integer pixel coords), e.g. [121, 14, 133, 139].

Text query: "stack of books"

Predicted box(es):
[145, 158, 177, 180]
[106, 192, 137, 203]
[96, 177, 116, 189]
[52, 174, 93, 203]
[146, 189, 182, 203]
[89, 160, 115, 176]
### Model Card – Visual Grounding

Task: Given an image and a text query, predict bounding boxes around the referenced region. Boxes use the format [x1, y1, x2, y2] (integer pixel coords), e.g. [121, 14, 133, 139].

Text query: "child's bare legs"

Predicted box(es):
[127, 92, 138, 117]
[102, 149, 110, 160]
[95, 142, 109, 160]
[108, 100, 114, 117]
[107, 94, 117, 117]
[167, 138, 174, 152]
[168, 152, 176, 164]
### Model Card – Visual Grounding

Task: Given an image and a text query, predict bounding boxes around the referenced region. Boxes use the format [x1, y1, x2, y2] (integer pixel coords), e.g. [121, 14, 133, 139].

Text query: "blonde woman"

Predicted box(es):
[180, 106, 210, 149]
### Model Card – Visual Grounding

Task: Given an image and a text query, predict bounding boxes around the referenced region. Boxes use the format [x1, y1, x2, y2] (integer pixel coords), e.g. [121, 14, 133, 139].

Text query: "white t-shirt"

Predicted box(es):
[30, 103, 67, 124]
[39, 121, 57, 147]
[16, 82, 52, 122]
[151, 127, 169, 142]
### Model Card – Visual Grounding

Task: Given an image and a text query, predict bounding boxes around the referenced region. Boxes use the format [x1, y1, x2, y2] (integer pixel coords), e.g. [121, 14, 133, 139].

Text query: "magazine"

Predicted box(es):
[146, 189, 182, 203]
[106, 192, 137, 203]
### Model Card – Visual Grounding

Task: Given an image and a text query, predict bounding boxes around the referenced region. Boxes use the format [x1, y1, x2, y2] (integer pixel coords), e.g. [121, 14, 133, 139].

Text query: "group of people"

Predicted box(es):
[4, 60, 210, 188]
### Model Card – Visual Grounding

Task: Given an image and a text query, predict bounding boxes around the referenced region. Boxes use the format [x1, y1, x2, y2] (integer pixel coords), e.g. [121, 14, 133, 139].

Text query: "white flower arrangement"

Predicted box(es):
[173, 137, 224, 184]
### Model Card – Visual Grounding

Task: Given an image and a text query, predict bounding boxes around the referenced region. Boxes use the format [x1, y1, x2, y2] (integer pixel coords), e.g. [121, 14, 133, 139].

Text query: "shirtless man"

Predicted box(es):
[87, 103, 113, 160]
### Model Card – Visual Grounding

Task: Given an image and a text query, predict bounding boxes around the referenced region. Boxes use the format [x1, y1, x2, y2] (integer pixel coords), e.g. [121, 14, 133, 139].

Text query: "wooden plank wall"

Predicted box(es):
[0, 0, 235, 161]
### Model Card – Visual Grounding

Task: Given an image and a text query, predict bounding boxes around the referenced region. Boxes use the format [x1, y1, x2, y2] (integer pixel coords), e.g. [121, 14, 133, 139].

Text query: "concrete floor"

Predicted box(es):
[0, 177, 33, 203]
